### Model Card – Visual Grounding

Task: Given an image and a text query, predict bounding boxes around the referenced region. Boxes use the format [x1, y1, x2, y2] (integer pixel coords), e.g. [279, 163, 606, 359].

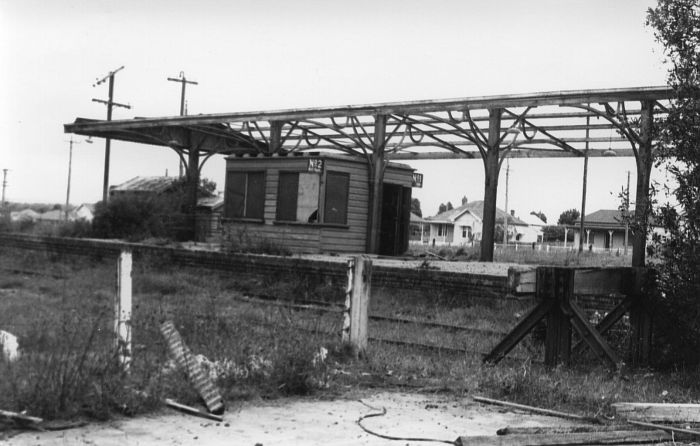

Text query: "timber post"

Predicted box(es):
[629, 267, 653, 365]
[115, 250, 133, 371]
[480, 108, 503, 262]
[539, 268, 574, 366]
[632, 100, 655, 267]
[342, 256, 372, 355]
[366, 114, 386, 254]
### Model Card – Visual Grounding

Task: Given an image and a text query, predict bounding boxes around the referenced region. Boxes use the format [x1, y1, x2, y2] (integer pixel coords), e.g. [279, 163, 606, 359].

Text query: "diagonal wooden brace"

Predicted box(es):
[564, 299, 620, 367]
[483, 299, 554, 364]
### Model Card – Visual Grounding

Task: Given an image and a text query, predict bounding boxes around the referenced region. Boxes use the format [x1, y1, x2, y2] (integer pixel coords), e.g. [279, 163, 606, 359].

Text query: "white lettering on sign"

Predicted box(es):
[412, 173, 423, 188]
[308, 159, 324, 173]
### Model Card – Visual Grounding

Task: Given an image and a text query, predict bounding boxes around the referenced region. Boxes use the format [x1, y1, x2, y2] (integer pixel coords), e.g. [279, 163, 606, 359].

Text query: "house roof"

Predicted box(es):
[576, 209, 624, 225]
[427, 201, 528, 226]
[573, 209, 632, 230]
[520, 213, 547, 227]
[10, 209, 41, 222]
[410, 212, 425, 223]
[110, 176, 177, 194]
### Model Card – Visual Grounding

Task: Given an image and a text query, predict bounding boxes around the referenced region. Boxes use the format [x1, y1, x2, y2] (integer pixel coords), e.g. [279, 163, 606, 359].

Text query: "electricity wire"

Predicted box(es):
[356, 400, 457, 445]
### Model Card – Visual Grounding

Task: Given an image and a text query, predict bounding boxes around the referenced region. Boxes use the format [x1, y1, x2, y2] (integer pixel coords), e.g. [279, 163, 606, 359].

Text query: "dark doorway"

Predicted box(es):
[379, 183, 411, 256]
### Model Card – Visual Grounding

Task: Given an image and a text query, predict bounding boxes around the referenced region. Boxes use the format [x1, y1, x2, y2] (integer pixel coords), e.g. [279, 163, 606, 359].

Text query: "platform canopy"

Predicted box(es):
[64, 86, 675, 263]
[65, 86, 673, 162]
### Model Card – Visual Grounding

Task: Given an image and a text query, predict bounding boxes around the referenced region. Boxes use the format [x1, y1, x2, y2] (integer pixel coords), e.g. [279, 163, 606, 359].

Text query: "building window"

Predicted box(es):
[461, 226, 471, 238]
[224, 171, 265, 220]
[277, 172, 320, 222]
[324, 172, 349, 225]
[276, 170, 349, 225]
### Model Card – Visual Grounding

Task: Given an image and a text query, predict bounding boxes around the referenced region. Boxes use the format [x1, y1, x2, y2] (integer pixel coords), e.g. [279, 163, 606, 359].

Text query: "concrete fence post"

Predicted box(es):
[342, 256, 372, 355]
[115, 250, 133, 371]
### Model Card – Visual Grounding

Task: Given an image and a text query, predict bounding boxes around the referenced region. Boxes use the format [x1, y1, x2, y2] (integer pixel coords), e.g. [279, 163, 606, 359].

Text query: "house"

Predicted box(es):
[74, 203, 95, 222]
[409, 212, 429, 244]
[220, 153, 415, 255]
[37, 209, 70, 223]
[109, 176, 178, 197]
[518, 213, 546, 243]
[572, 209, 630, 251]
[425, 201, 530, 247]
[10, 209, 41, 222]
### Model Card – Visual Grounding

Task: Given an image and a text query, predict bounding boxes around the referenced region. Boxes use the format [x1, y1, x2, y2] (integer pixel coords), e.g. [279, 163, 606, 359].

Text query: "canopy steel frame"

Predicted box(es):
[65, 86, 674, 260]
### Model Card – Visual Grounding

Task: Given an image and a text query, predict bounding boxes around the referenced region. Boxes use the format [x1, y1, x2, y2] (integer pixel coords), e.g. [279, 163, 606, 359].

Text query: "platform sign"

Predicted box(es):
[412, 172, 423, 188]
[307, 159, 324, 173]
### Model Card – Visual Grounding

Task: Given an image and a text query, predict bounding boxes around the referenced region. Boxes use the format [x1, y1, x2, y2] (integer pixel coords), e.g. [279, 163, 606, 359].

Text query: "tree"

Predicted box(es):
[438, 203, 447, 214]
[461, 196, 468, 205]
[557, 208, 580, 226]
[645, 0, 700, 365]
[93, 176, 218, 242]
[530, 210, 547, 223]
[411, 198, 422, 217]
[446, 202, 454, 211]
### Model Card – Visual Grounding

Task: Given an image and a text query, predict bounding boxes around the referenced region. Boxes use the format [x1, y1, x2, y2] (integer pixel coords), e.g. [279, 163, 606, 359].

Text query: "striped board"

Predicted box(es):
[160, 320, 225, 415]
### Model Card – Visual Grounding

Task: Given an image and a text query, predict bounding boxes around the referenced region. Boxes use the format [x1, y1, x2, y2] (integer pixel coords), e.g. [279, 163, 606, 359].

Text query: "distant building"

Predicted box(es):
[75, 203, 95, 222]
[409, 212, 429, 244]
[518, 213, 546, 243]
[10, 209, 41, 222]
[110, 176, 178, 197]
[425, 201, 531, 247]
[572, 209, 629, 251]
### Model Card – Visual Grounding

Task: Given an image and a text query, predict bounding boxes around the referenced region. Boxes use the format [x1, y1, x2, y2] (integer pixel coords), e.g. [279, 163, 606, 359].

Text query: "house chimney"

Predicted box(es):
[510, 210, 515, 217]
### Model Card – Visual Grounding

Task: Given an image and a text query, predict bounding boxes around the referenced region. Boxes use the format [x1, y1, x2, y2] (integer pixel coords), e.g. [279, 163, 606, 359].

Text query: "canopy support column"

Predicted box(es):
[185, 147, 200, 241]
[632, 101, 654, 267]
[366, 114, 386, 254]
[480, 108, 503, 262]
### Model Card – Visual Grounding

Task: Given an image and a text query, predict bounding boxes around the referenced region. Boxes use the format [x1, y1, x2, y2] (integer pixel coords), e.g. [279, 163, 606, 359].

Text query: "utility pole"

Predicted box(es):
[167, 72, 198, 178]
[1, 169, 8, 209]
[65, 137, 78, 221]
[579, 112, 591, 253]
[93, 66, 130, 203]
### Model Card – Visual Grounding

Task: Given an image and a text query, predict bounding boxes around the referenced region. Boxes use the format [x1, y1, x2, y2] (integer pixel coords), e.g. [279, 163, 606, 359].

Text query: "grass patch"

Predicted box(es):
[1, 245, 698, 424]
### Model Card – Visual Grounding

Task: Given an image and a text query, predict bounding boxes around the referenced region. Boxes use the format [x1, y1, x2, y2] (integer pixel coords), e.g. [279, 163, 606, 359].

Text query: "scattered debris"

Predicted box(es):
[160, 321, 225, 415]
[612, 402, 700, 423]
[472, 396, 597, 423]
[0, 330, 19, 362]
[456, 429, 672, 446]
[496, 425, 631, 436]
[164, 398, 224, 422]
[626, 419, 700, 439]
[0, 409, 42, 425]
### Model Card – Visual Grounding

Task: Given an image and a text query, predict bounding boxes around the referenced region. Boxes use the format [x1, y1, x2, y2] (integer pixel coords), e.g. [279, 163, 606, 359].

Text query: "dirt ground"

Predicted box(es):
[5, 391, 579, 446]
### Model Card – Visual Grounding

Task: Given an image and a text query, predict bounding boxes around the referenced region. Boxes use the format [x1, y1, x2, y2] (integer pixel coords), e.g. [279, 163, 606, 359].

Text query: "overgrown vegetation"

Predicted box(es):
[1, 246, 698, 424]
[408, 244, 630, 267]
[645, 0, 700, 366]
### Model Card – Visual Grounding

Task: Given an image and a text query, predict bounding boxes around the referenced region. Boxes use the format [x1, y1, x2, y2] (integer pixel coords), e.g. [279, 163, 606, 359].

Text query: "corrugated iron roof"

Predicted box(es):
[110, 176, 177, 194]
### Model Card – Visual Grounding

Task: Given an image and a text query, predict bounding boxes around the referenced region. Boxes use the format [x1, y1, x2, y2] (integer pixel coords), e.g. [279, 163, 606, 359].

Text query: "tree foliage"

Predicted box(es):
[411, 198, 422, 217]
[92, 177, 217, 242]
[530, 210, 547, 224]
[646, 0, 700, 365]
[557, 208, 580, 226]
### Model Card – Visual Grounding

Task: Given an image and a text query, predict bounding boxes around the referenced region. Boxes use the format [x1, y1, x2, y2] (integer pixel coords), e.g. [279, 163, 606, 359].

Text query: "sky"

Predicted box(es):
[0, 0, 670, 223]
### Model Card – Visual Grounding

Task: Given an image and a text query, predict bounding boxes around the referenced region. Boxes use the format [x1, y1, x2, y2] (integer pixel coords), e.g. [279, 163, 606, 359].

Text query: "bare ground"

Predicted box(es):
[4, 391, 580, 446]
